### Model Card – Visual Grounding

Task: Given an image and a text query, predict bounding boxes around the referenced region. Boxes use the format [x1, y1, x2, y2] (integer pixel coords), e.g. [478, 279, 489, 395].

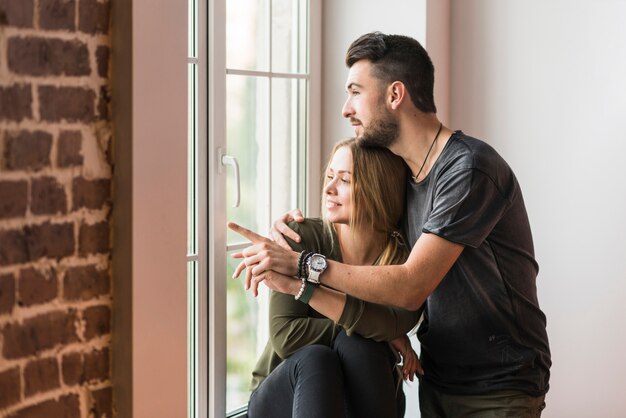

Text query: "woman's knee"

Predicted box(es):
[292, 344, 343, 376]
[334, 330, 394, 365]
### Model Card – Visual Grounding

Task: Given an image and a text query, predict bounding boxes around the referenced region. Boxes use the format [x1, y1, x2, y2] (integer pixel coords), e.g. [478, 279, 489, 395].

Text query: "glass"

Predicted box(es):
[187, 260, 197, 418]
[227, 0, 269, 71]
[271, 0, 308, 74]
[187, 63, 197, 256]
[270, 78, 307, 220]
[226, 75, 270, 243]
[188, 0, 196, 58]
[187, 1, 198, 416]
[226, 249, 266, 411]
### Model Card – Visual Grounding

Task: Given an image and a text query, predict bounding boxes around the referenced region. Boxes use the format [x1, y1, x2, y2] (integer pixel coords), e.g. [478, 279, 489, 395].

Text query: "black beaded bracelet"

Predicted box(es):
[297, 251, 312, 279]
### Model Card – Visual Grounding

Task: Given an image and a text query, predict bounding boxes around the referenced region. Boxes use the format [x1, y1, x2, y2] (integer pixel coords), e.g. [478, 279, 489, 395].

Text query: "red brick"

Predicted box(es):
[39, 0, 75, 31]
[38, 85, 95, 123]
[61, 352, 83, 385]
[3, 130, 52, 171]
[90, 386, 112, 418]
[23, 357, 60, 396]
[78, 0, 109, 34]
[79, 221, 109, 256]
[0, 273, 16, 314]
[72, 177, 110, 210]
[0, 180, 28, 219]
[0, 229, 29, 266]
[0, 367, 20, 409]
[57, 130, 83, 167]
[9, 394, 80, 418]
[63, 264, 109, 301]
[2, 310, 79, 359]
[84, 347, 109, 382]
[83, 305, 110, 340]
[25, 222, 75, 261]
[31, 176, 67, 215]
[0, 0, 33, 28]
[18, 267, 57, 306]
[96, 45, 109, 78]
[8, 37, 89, 76]
[0, 84, 32, 121]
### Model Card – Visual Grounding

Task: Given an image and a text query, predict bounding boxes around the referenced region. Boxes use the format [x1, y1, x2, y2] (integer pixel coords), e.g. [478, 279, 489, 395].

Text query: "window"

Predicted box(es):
[189, 0, 320, 416]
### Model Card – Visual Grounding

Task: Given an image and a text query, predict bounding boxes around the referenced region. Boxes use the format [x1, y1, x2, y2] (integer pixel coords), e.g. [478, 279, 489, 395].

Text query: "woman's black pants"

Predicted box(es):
[248, 330, 403, 418]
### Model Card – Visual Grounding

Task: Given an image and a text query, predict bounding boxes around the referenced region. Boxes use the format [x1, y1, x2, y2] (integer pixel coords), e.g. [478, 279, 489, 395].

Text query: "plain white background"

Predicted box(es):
[323, 1, 626, 416]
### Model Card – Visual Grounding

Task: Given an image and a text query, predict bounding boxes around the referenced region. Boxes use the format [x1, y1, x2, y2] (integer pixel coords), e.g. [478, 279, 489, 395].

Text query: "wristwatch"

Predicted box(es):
[306, 253, 327, 284]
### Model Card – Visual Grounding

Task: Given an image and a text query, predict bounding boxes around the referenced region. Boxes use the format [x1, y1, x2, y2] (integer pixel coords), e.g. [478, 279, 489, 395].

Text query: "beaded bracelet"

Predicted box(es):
[294, 278, 307, 300]
[296, 251, 310, 279]
[300, 252, 313, 279]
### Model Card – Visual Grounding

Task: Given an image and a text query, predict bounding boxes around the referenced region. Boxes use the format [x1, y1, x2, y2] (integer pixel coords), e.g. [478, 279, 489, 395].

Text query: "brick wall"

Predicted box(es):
[0, 0, 112, 417]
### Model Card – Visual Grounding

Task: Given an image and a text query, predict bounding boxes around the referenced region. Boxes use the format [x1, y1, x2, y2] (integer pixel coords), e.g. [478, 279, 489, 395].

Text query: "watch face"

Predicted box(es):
[310, 255, 327, 271]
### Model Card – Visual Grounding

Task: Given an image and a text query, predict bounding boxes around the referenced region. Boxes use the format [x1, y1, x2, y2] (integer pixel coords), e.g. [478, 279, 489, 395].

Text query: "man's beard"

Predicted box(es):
[356, 106, 400, 149]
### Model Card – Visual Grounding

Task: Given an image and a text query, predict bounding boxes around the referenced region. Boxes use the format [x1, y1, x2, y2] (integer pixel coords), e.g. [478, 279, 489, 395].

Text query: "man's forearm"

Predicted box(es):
[321, 261, 425, 310]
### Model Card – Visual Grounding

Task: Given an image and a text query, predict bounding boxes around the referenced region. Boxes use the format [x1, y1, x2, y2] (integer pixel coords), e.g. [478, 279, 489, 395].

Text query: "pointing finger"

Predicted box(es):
[227, 222, 271, 244]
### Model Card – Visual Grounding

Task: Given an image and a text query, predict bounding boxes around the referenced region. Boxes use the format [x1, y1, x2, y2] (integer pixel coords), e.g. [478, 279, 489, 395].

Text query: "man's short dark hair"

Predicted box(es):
[346, 32, 436, 113]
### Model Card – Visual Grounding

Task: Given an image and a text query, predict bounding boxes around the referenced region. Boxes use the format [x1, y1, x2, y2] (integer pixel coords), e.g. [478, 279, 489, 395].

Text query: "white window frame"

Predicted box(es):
[199, 1, 322, 417]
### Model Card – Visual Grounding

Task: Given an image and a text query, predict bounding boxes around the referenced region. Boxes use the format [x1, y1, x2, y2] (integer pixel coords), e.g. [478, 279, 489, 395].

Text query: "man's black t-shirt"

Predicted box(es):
[404, 131, 551, 396]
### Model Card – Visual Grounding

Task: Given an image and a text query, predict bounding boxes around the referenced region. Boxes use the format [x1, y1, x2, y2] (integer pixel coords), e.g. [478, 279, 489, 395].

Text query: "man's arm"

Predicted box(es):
[321, 232, 464, 310]
[229, 222, 464, 310]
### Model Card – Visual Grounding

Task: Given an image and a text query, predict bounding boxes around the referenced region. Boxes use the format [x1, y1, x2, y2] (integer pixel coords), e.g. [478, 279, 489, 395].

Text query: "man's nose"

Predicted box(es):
[342, 98, 353, 119]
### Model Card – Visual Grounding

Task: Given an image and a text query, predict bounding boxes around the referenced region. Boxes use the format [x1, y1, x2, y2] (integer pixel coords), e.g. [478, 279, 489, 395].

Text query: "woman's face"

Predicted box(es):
[323, 146, 353, 224]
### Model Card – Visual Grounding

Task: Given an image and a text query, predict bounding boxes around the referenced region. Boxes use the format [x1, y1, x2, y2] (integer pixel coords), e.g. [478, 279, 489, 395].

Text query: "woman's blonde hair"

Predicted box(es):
[322, 138, 408, 266]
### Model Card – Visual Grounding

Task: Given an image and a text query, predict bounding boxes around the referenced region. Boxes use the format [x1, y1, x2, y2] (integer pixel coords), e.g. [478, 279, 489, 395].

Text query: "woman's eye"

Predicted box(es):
[341, 178, 350, 184]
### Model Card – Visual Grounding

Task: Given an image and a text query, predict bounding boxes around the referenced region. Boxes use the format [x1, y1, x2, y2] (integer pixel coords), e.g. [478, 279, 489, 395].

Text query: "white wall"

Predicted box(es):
[322, 1, 626, 416]
[321, 0, 427, 163]
[449, 1, 626, 416]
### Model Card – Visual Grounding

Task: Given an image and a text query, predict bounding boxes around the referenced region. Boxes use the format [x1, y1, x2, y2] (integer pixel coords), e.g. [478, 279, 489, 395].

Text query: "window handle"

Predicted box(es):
[220, 149, 240, 208]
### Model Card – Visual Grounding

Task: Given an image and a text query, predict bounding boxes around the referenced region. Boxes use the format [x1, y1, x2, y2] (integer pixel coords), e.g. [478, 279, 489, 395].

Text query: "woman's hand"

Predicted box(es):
[390, 335, 423, 382]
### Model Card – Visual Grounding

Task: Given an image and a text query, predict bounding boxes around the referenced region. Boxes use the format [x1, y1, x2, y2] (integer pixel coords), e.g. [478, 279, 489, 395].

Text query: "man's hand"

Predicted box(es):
[269, 208, 305, 249]
[228, 222, 300, 296]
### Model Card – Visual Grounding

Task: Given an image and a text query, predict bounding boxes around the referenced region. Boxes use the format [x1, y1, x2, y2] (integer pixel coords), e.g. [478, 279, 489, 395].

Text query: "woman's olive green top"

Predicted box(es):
[250, 219, 421, 392]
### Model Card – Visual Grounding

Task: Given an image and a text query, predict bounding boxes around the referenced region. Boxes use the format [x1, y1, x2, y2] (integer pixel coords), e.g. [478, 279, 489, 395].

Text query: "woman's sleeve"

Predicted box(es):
[268, 219, 340, 359]
[336, 294, 422, 342]
[269, 290, 341, 359]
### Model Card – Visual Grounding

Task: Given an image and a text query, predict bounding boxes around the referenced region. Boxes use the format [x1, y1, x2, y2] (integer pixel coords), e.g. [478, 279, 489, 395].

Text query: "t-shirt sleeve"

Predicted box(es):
[423, 168, 510, 248]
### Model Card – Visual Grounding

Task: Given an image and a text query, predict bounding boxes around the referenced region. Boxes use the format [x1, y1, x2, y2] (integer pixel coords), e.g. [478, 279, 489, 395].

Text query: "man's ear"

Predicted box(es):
[388, 81, 406, 110]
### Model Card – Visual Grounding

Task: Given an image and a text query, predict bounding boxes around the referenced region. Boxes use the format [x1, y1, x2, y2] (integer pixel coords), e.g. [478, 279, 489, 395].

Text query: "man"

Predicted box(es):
[231, 32, 550, 417]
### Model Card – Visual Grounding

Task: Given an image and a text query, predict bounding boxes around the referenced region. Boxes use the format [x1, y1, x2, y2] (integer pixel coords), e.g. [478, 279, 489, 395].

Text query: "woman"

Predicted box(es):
[231, 138, 422, 418]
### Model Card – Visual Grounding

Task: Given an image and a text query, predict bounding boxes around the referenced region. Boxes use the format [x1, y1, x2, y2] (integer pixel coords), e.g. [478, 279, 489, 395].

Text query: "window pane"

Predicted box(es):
[227, 0, 269, 71]
[226, 250, 268, 411]
[270, 78, 307, 220]
[187, 260, 197, 418]
[226, 75, 270, 243]
[188, 0, 196, 58]
[271, 0, 307, 74]
[187, 63, 197, 256]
